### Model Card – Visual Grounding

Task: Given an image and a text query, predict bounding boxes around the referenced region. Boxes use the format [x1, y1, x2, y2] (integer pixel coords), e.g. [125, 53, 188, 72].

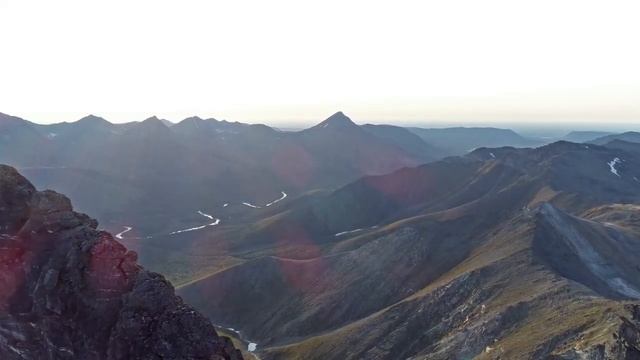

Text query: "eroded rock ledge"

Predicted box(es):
[0, 165, 243, 360]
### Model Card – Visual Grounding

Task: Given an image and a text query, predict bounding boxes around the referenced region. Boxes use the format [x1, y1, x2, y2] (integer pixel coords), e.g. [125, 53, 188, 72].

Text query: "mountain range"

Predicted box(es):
[589, 132, 640, 146]
[3, 110, 640, 359]
[168, 141, 640, 359]
[0, 111, 546, 236]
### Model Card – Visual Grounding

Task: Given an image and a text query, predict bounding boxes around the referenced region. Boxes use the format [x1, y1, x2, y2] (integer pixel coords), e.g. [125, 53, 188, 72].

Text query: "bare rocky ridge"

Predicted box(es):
[0, 165, 243, 360]
[174, 141, 640, 359]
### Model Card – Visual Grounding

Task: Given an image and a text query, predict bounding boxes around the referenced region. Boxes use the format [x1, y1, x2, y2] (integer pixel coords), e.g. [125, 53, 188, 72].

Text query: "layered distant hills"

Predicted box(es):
[562, 130, 614, 143]
[407, 126, 543, 155]
[0, 111, 544, 235]
[3, 111, 640, 359]
[1, 111, 432, 233]
[589, 131, 640, 146]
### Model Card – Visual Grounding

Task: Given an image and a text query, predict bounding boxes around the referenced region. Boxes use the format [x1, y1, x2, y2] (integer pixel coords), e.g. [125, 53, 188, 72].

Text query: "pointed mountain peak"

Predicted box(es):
[143, 115, 161, 122]
[136, 116, 171, 132]
[124, 116, 173, 138]
[182, 116, 204, 123]
[174, 116, 223, 133]
[178, 116, 219, 125]
[78, 114, 101, 121]
[325, 111, 355, 125]
[77, 114, 111, 124]
[140, 116, 170, 126]
[329, 111, 347, 118]
[311, 111, 359, 130]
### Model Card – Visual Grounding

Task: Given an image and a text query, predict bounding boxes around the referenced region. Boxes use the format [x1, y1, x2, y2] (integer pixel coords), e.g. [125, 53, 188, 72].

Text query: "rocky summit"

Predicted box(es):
[0, 165, 243, 360]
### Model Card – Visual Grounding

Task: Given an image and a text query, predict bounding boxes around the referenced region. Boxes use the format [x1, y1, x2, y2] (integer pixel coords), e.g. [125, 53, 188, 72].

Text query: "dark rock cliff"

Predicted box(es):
[0, 165, 243, 360]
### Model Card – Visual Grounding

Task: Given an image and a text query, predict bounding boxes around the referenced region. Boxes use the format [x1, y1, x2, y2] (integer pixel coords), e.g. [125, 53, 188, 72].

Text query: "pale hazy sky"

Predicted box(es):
[1, 0, 639, 127]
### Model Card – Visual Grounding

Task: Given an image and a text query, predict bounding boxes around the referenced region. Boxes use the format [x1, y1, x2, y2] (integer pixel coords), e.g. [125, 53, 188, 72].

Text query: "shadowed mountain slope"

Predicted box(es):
[590, 131, 640, 145]
[173, 141, 640, 359]
[1, 112, 437, 235]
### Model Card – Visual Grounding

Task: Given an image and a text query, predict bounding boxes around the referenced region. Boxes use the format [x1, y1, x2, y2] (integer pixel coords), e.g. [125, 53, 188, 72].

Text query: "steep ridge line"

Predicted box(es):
[539, 203, 640, 299]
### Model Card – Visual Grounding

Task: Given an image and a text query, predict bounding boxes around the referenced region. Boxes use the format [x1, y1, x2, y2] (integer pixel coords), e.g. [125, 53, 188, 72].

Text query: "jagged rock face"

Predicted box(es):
[0, 165, 243, 360]
[0, 165, 35, 233]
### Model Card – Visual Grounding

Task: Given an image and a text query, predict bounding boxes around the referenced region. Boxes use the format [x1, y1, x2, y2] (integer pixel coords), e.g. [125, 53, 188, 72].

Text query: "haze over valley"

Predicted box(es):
[2, 0, 640, 358]
[3, 109, 640, 358]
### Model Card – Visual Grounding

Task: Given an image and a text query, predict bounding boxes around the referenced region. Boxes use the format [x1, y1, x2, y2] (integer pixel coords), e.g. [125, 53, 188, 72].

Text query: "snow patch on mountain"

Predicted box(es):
[608, 157, 621, 177]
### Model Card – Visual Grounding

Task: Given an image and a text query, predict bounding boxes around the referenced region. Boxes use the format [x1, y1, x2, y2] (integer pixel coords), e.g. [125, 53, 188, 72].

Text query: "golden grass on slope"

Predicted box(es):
[582, 203, 640, 234]
[256, 220, 537, 359]
[528, 186, 559, 208]
[256, 209, 639, 360]
[480, 299, 627, 359]
[404, 215, 534, 302]
[262, 258, 626, 360]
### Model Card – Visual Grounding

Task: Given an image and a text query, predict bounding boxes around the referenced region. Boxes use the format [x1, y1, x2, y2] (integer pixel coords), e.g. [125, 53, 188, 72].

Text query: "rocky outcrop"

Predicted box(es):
[0, 165, 243, 360]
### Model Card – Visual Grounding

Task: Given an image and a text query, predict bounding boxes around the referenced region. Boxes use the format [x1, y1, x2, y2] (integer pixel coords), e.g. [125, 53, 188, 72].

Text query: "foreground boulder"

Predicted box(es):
[0, 164, 242, 360]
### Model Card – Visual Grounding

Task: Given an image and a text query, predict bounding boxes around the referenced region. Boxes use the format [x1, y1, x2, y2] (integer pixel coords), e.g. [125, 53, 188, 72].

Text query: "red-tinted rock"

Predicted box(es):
[0, 165, 243, 360]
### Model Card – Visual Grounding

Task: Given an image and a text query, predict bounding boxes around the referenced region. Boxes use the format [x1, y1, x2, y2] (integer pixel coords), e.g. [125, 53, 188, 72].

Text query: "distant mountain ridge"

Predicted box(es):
[590, 131, 640, 145]
[562, 130, 614, 143]
[0, 111, 437, 235]
[0, 110, 614, 238]
[407, 126, 542, 156]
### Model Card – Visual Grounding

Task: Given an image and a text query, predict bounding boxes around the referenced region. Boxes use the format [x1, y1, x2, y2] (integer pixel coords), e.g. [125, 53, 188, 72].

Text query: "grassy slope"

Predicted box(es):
[260, 211, 639, 359]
